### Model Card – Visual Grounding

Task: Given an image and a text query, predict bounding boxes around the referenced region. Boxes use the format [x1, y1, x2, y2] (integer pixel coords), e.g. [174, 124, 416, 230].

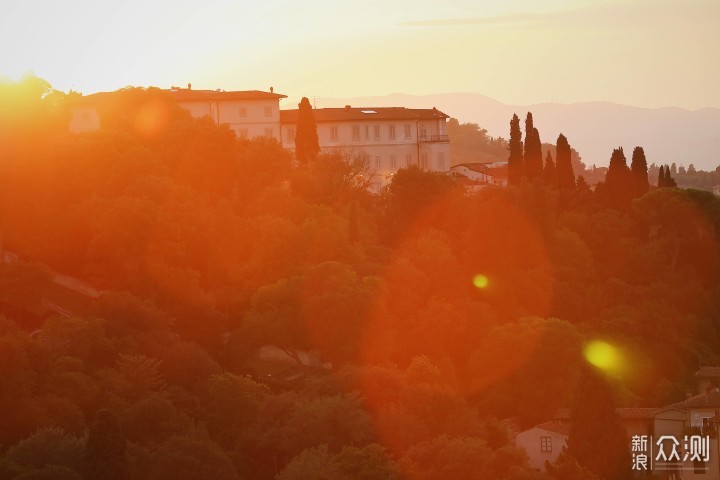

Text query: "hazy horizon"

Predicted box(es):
[2, 0, 718, 110]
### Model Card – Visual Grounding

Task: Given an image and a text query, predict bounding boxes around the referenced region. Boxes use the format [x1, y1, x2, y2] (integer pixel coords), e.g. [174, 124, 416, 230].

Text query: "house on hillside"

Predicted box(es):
[517, 369, 720, 477]
[515, 421, 569, 471]
[67, 87, 453, 191]
[450, 162, 508, 190]
[280, 106, 451, 190]
[68, 84, 287, 140]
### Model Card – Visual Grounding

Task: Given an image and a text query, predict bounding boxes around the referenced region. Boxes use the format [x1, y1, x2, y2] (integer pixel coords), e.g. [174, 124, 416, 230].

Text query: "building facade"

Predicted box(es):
[67, 89, 452, 191]
[515, 421, 569, 472]
[280, 106, 451, 189]
[68, 85, 286, 139]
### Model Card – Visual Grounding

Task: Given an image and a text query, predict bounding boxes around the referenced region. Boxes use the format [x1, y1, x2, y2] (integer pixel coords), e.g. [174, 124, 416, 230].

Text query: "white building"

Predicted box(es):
[450, 162, 508, 190]
[280, 106, 451, 188]
[515, 421, 569, 472]
[68, 85, 287, 140]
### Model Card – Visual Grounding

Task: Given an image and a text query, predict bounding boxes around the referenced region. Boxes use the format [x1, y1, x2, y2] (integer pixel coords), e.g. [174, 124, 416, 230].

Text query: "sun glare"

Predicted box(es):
[584, 340, 622, 372]
[472, 274, 489, 289]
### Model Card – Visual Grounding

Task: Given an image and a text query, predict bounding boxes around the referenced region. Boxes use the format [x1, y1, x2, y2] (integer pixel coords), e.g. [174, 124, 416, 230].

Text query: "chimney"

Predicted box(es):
[270, 86, 274, 93]
[344, 105, 351, 111]
[187, 83, 192, 90]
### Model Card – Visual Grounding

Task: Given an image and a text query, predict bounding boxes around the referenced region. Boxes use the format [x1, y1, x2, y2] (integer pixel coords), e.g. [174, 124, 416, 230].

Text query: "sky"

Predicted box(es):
[1, 0, 718, 110]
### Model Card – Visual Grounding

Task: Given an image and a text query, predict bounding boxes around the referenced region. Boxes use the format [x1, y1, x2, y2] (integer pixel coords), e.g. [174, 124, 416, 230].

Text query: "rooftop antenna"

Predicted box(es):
[313, 96, 317, 109]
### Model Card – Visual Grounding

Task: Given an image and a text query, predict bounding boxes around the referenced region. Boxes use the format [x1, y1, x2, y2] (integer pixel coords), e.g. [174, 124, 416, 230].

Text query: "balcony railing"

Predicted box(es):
[418, 134, 449, 143]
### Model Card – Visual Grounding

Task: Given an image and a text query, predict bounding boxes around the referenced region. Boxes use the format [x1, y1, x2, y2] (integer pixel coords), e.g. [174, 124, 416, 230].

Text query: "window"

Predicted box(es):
[239, 107, 247, 117]
[404, 124, 412, 139]
[421, 153, 428, 168]
[389, 125, 396, 140]
[352, 125, 360, 141]
[287, 128, 295, 142]
[540, 436, 552, 453]
[406, 153, 412, 167]
[364, 125, 370, 140]
[438, 152, 446, 169]
[419, 126, 427, 140]
[374, 125, 381, 140]
[265, 128, 273, 138]
[362, 154, 370, 169]
[264, 106, 272, 117]
[331, 126, 339, 141]
[239, 128, 248, 139]
[375, 155, 381, 169]
[390, 155, 397, 169]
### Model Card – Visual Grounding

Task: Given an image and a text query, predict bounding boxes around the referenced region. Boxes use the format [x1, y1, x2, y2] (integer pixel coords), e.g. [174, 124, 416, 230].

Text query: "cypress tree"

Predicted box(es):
[670, 162, 677, 175]
[567, 367, 632, 480]
[524, 113, 543, 180]
[665, 165, 678, 187]
[543, 150, 556, 186]
[508, 114, 524, 185]
[658, 165, 666, 187]
[630, 146, 649, 197]
[295, 97, 320, 165]
[86, 410, 127, 480]
[605, 147, 633, 210]
[556, 134, 576, 191]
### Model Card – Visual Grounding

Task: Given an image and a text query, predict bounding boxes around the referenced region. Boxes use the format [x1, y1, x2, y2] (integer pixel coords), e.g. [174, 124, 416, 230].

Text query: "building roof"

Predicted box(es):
[168, 88, 286, 101]
[68, 87, 286, 105]
[451, 162, 509, 178]
[696, 366, 720, 378]
[662, 389, 720, 410]
[554, 407, 657, 421]
[280, 106, 449, 123]
[535, 421, 570, 436]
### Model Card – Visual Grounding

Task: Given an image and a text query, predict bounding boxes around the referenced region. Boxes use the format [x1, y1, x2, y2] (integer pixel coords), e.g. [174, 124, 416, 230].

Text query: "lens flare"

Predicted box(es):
[472, 274, 489, 289]
[584, 340, 621, 372]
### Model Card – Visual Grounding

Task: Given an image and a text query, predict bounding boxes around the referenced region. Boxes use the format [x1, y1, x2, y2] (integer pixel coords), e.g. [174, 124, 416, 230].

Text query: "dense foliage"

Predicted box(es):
[1, 76, 720, 479]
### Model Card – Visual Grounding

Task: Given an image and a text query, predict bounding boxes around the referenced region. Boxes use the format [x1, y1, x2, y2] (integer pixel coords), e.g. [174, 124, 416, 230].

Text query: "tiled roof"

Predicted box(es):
[452, 162, 509, 178]
[280, 107, 449, 123]
[615, 408, 658, 418]
[535, 422, 570, 436]
[554, 407, 657, 420]
[68, 88, 285, 105]
[696, 366, 720, 378]
[169, 89, 286, 101]
[664, 390, 720, 410]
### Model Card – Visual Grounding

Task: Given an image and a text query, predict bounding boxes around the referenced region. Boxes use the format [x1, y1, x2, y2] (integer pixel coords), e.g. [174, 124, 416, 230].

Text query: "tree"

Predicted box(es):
[147, 436, 239, 480]
[658, 165, 666, 187]
[604, 147, 633, 210]
[546, 451, 600, 480]
[524, 113, 543, 180]
[630, 146, 649, 197]
[659, 164, 677, 188]
[670, 162, 677, 175]
[278, 444, 399, 480]
[543, 151, 556, 186]
[688, 163, 697, 174]
[508, 114, 524, 185]
[85, 410, 127, 480]
[555, 134, 576, 191]
[295, 97, 320, 165]
[565, 368, 630, 480]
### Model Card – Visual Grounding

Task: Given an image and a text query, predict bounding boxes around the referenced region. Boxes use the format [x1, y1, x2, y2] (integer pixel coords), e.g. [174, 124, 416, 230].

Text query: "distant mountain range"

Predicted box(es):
[297, 93, 720, 171]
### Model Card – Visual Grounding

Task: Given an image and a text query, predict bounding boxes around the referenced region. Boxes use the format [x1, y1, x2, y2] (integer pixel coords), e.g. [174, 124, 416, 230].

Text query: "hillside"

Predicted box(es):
[301, 93, 720, 171]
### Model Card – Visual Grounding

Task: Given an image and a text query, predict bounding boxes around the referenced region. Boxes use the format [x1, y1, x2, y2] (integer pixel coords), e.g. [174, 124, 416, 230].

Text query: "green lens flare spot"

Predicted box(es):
[584, 340, 621, 371]
[473, 274, 489, 289]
